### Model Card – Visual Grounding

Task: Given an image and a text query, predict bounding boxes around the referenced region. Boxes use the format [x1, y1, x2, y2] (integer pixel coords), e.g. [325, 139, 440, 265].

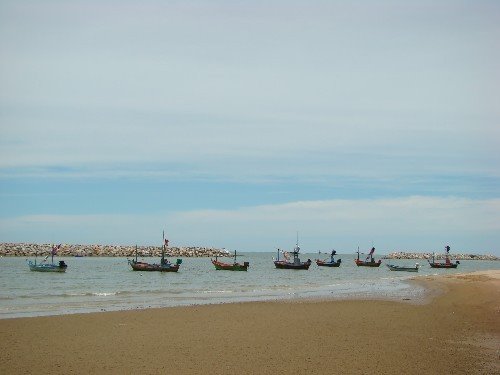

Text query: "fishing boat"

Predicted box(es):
[128, 233, 182, 272]
[316, 250, 342, 267]
[211, 250, 249, 271]
[428, 246, 459, 269]
[274, 238, 311, 270]
[386, 263, 419, 272]
[354, 247, 382, 267]
[27, 245, 67, 272]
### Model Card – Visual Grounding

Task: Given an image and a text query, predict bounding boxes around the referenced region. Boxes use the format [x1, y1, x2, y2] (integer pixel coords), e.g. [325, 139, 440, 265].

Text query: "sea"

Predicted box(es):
[1, 252, 499, 319]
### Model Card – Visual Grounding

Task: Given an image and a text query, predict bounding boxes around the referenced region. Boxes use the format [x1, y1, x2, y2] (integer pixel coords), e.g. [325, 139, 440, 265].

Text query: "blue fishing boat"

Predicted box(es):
[386, 263, 419, 272]
[27, 245, 67, 272]
[316, 250, 342, 267]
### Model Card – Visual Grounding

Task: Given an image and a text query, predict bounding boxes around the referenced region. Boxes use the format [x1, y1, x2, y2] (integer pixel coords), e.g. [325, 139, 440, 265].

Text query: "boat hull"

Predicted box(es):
[129, 260, 180, 272]
[212, 259, 249, 271]
[355, 259, 382, 267]
[29, 265, 67, 272]
[428, 262, 458, 269]
[28, 260, 67, 272]
[274, 260, 311, 270]
[387, 264, 418, 272]
[316, 259, 341, 267]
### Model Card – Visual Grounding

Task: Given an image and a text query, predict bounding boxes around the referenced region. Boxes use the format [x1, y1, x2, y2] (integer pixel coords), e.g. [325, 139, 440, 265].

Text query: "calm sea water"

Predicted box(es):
[1, 253, 499, 319]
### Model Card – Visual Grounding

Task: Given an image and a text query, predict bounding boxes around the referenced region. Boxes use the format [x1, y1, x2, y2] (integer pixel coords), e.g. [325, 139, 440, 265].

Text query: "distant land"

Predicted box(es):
[0, 243, 230, 258]
[383, 251, 499, 261]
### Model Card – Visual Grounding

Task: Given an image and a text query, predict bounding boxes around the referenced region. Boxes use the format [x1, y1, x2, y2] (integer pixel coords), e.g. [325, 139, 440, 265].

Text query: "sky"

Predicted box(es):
[0, 0, 499, 255]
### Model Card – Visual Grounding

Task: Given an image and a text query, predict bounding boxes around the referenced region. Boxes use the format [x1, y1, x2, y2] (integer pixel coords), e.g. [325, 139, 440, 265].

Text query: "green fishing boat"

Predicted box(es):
[212, 250, 249, 271]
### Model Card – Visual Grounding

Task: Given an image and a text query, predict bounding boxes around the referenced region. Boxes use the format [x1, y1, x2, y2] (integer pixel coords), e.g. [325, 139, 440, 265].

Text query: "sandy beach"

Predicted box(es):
[0, 271, 498, 375]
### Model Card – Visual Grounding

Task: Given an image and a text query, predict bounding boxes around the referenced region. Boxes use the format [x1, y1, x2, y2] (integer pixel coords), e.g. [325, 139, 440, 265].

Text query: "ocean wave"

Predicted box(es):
[42, 291, 127, 298]
[200, 290, 233, 294]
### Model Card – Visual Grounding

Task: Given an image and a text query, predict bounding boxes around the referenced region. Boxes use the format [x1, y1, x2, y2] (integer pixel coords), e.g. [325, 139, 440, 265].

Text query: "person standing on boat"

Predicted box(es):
[51, 244, 61, 255]
[330, 250, 337, 262]
[161, 239, 170, 265]
[445, 245, 451, 264]
[366, 247, 375, 262]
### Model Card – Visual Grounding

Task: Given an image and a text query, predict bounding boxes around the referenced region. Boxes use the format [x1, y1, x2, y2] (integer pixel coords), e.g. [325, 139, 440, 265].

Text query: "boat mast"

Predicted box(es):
[162, 230, 165, 265]
[294, 231, 299, 261]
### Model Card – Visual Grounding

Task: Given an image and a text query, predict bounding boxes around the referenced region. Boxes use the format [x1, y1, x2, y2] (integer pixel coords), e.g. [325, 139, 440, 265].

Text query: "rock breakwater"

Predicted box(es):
[0, 243, 231, 258]
[383, 251, 499, 261]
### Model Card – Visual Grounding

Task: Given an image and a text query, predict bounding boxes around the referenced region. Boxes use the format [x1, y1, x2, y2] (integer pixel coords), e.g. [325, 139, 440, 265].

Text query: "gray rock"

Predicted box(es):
[0, 243, 230, 258]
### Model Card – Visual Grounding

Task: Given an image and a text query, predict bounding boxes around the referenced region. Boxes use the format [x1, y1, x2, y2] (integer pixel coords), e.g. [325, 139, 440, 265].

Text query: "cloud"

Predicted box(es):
[1, 103, 498, 189]
[1, 0, 499, 182]
[2, 196, 499, 254]
[0, 1, 498, 202]
[169, 196, 500, 249]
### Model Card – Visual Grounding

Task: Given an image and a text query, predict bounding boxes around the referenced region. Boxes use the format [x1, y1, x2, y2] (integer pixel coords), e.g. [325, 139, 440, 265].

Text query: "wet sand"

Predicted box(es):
[0, 271, 498, 374]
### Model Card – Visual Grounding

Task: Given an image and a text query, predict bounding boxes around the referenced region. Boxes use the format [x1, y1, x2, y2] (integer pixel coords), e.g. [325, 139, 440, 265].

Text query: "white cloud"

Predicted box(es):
[169, 196, 500, 250]
[0, 1, 498, 185]
[0, 1, 499, 255]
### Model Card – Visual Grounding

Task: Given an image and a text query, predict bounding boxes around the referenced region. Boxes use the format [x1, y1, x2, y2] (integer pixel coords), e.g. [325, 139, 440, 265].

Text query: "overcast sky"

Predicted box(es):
[1, 1, 499, 254]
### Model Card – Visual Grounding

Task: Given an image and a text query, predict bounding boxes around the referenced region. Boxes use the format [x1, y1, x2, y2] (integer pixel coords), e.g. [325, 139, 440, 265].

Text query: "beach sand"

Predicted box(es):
[0, 271, 498, 374]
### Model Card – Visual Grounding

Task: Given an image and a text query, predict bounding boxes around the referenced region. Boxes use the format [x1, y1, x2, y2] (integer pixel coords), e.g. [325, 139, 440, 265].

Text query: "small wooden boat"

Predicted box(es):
[386, 263, 419, 272]
[211, 250, 249, 271]
[428, 246, 459, 269]
[316, 250, 341, 267]
[28, 259, 68, 272]
[274, 238, 311, 270]
[28, 245, 67, 272]
[316, 259, 341, 267]
[354, 247, 382, 267]
[429, 261, 458, 269]
[129, 259, 182, 272]
[128, 233, 182, 272]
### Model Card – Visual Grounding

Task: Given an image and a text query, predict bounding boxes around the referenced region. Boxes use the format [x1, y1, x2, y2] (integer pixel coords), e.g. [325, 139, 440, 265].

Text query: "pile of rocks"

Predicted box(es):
[0, 243, 230, 258]
[383, 251, 499, 261]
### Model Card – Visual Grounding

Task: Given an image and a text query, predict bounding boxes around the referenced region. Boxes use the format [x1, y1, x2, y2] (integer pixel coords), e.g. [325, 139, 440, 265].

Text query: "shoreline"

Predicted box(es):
[0, 269, 430, 320]
[1, 253, 499, 320]
[0, 270, 498, 374]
